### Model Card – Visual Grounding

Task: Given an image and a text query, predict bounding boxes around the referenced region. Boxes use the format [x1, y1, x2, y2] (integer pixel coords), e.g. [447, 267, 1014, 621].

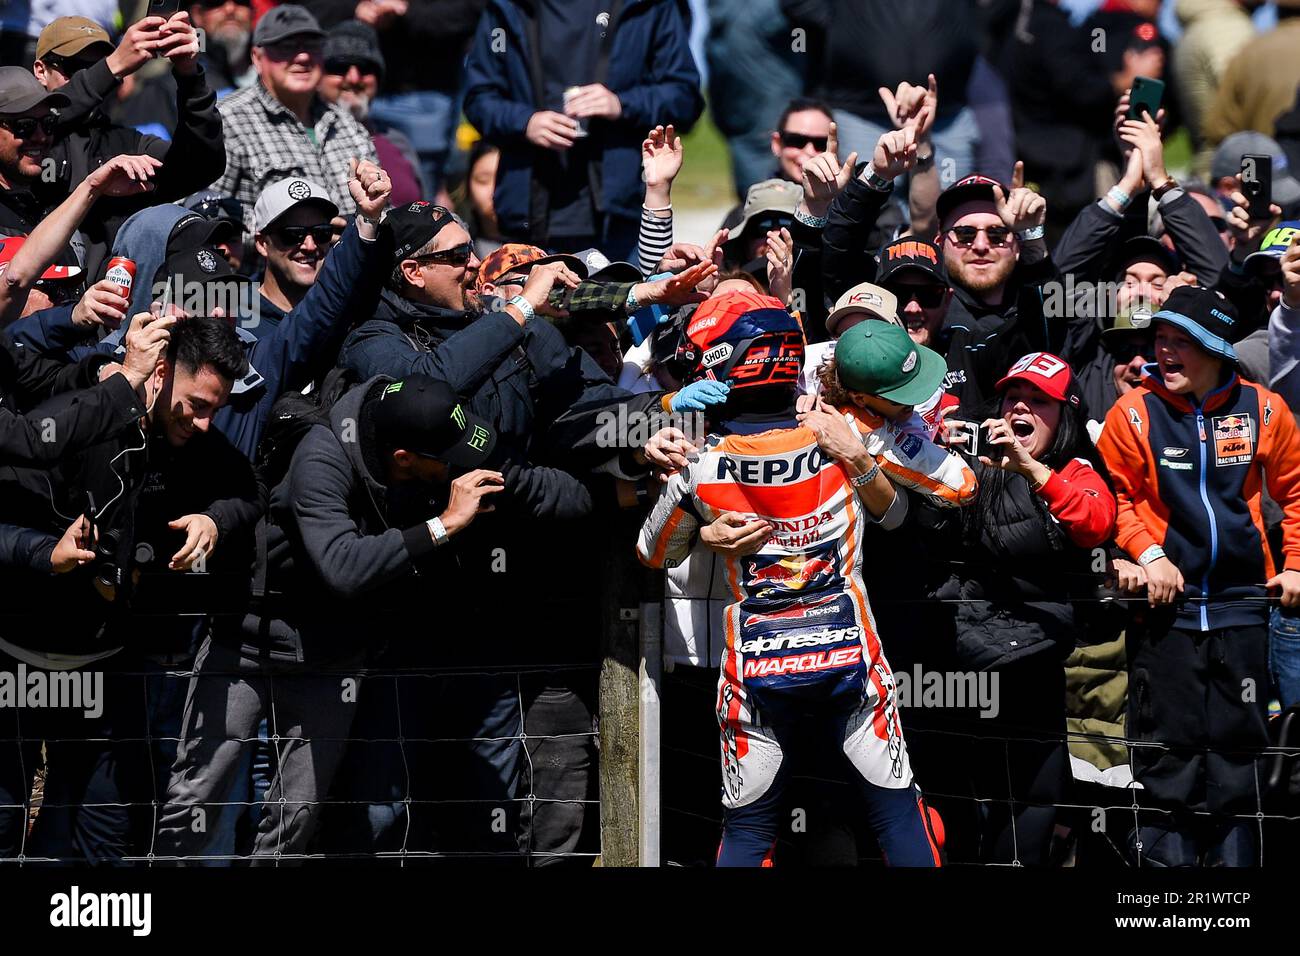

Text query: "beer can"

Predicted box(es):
[104, 256, 135, 296]
[563, 86, 589, 138]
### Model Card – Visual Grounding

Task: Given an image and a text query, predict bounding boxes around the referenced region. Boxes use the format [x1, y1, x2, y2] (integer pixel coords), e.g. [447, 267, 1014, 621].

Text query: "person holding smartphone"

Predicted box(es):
[920, 351, 1115, 865]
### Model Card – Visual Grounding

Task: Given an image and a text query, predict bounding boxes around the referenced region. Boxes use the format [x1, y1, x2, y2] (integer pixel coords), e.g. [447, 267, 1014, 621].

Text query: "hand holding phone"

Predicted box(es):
[1127, 76, 1165, 122]
[1241, 154, 1273, 221]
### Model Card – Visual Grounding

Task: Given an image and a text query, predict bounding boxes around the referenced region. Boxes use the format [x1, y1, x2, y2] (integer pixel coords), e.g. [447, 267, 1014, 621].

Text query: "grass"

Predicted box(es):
[676, 105, 737, 210]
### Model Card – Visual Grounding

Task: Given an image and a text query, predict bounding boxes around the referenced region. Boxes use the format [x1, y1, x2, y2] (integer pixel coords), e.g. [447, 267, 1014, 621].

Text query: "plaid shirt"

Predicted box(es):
[553, 280, 635, 314]
[212, 82, 377, 233]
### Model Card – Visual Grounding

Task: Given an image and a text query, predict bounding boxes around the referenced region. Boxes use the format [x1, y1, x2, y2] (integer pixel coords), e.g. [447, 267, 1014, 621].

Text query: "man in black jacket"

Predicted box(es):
[31, 13, 226, 280]
[157, 373, 502, 864]
[0, 66, 69, 239]
[0, 316, 261, 865]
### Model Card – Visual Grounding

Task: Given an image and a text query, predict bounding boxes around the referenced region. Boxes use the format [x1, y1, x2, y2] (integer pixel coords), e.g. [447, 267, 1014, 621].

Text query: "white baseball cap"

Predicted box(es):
[825, 282, 900, 338]
[254, 177, 339, 233]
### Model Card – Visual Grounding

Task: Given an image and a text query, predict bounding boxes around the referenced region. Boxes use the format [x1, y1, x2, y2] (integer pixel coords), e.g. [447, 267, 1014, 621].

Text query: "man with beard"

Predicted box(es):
[316, 20, 424, 205]
[212, 4, 376, 234]
[115, 0, 257, 133]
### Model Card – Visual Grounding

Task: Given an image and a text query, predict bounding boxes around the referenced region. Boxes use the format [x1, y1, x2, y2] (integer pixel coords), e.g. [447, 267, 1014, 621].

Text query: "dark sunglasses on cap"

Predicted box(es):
[947, 224, 1013, 247]
[888, 283, 947, 309]
[0, 114, 56, 139]
[779, 131, 828, 151]
[411, 242, 474, 267]
[192, 196, 245, 226]
[272, 223, 333, 247]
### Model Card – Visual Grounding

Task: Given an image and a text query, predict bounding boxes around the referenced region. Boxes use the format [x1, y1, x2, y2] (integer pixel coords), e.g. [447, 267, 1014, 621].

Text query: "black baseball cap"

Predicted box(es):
[384, 201, 457, 261]
[252, 4, 325, 46]
[168, 212, 238, 255]
[877, 237, 947, 285]
[324, 20, 385, 79]
[1109, 235, 1180, 280]
[156, 245, 250, 313]
[1150, 286, 1239, 363]
[936, 173, 1004, 225]
[369, 375, 497, 468]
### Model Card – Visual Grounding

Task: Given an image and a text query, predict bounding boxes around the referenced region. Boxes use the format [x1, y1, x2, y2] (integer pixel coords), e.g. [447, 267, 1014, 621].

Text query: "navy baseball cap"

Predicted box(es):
[1150, 286, 1238, 363]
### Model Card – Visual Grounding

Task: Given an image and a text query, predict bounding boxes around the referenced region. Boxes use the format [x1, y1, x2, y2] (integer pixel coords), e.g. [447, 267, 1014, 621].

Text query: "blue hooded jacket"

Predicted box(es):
[5, 203, 393, 458]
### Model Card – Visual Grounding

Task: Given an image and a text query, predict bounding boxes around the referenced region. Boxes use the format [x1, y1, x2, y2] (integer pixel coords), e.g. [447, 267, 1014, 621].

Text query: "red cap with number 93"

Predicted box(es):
[995, 352, 1081, 407]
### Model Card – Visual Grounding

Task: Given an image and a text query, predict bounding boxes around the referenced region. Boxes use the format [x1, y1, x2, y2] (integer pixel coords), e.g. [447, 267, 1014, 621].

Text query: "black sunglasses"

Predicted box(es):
[1105, 336, 1154, 364]
[324, 58, 378, 77]
[0, 114, 56, 139]
[889, 284, 947, 309]
[947, 225, 1013, 247]
[43, 54, 98, 78]
[779, 131, 828, 151]
[272, 224, 333, 246]
[33, 278, 81, 306]
[412, 242, 474, 267]
[192, 197, 245, 226]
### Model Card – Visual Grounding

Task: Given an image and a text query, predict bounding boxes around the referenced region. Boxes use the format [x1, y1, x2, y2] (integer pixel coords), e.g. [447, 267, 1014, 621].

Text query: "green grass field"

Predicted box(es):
[676, 106, 737, 210]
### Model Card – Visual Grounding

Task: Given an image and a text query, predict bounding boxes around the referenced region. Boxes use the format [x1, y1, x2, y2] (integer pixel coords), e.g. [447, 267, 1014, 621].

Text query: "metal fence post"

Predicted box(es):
[639, 600, 662, 866]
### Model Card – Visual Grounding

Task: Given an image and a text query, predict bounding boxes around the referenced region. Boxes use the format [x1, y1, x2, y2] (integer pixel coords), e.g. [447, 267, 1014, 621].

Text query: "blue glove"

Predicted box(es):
[671, 379, 731, 412]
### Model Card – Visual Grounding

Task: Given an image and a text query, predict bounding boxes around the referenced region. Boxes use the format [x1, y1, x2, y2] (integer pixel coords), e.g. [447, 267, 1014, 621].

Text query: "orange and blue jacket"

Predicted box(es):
[1097, 365, 1300, 631]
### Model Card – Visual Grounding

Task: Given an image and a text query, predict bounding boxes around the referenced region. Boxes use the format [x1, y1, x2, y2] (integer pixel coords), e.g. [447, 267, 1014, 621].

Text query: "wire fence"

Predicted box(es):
[0, 659, 602, 866]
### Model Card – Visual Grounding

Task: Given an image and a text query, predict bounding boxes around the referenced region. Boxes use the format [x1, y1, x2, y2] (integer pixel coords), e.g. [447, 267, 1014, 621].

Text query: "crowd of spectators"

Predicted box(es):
[0, 0, 1298, 868]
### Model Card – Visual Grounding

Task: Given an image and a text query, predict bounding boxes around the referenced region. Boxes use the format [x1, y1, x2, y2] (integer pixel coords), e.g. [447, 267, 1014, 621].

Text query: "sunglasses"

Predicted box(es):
[779, 131, 828, 151]
[412, 242, 474, 267]
[947, 225, 1013, 247]
[192, 196, 245, 225]
[1105, 337, 1154, 364]
[33, 279, 80, 305]
[889, 284, 947, 309]
[272, 224, 333, 246]
[265, 38, 324, 58]
[0, 114, 56, 139]
[324, 59, 377, 77]
[43, 54, 98, 78]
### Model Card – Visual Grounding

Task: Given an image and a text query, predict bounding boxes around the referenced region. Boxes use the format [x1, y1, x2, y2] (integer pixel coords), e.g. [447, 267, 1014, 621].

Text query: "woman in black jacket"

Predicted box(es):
[917, 352, 1116, 865]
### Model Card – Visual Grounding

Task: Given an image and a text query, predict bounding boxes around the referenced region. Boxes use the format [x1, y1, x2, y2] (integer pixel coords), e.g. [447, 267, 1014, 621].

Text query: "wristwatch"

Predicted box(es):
[914, 148, 935, 170]
[864, 170, 894, 192]
[1151, 177, 1180, 200]
[508, 294, 536, 322]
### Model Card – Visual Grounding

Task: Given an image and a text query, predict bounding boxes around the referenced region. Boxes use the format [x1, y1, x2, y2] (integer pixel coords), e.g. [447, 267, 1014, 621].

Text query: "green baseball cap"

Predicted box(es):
[833, 321, 946, 405]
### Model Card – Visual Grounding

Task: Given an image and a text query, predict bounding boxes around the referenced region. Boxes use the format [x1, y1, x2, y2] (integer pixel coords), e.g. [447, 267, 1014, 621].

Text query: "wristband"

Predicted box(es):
[795, 208, 828, 229]
[914, 149, 935, 169]
[642, 203, 672, 213]
[507, 294, 536, 323]
[1137, 544, 1166, 567]
[864, 171, 893, 192]
[1105, 186, 1131, 210]
[1151, 177, 1179, 200]
[426, 516, 449, 546]
[1015, 225, 1046, 242]
[850, 461, 882, 487]
[624, 285, 641, 313]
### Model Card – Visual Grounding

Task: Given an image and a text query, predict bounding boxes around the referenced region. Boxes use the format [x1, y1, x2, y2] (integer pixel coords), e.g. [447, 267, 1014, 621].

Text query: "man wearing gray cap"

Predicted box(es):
[211, 4, 377, 234]
[1209, 131, 1300, 218]
[0, 66, 69, 238]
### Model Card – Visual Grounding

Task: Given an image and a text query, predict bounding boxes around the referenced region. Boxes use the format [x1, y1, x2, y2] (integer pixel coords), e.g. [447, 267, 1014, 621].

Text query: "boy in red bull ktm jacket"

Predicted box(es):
[638, 289, 976, 866]
[1097, 286, 1300, 867]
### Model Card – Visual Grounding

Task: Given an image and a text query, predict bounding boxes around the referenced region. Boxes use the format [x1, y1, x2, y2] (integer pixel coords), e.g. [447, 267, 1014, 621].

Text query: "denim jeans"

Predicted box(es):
[1270, 606, 1300, 710]
[832, 106, 981, 192]
[318, 669, 524, 861]
[369, 89, 460, 195]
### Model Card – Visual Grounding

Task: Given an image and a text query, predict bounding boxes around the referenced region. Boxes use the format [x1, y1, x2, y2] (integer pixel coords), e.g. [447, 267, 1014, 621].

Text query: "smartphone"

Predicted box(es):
[1127, 76, 1165, 122]
[147, 0, 182, 17]
[1241, 154, 1273, 220]
[980, 423, 1007, 464]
